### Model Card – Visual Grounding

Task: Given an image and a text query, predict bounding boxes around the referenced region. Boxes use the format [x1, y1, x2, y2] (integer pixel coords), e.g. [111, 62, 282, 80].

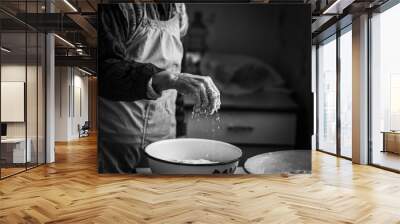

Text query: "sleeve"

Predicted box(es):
[146, 77, 162, 99]
[98, 4, 164, 101]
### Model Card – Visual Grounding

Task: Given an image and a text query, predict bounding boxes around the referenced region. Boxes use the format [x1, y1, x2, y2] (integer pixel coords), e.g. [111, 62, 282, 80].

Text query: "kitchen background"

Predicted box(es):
[178, 4, 312, 167]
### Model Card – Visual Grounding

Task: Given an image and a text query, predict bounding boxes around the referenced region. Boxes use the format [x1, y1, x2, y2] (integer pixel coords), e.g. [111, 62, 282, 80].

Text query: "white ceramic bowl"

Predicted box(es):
[145, 138, 242, 174]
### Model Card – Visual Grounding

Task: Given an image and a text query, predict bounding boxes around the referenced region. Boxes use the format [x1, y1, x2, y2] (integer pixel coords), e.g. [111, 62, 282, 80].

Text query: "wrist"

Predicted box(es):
[147, 78, 162, 99]
[152, 71, 179, 92]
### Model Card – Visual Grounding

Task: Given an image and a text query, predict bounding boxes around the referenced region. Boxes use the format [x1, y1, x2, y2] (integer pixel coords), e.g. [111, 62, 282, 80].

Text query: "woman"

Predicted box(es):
[98, 3, 220, 173]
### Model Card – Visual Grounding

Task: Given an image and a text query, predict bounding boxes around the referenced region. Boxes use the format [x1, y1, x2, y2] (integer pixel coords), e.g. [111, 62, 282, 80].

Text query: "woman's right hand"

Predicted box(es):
[152, 71, 221, 114]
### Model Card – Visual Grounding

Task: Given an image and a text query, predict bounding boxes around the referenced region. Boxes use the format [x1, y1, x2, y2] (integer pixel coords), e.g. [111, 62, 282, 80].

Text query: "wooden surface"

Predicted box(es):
[372, 150, 400, 171]
[0, 167, 25, 178]
[383, 132, 400, 154]
[1, 135, 400, 223]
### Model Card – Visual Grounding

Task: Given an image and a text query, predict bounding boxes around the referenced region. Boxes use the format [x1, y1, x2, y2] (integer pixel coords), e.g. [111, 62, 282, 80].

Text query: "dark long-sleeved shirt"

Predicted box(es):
[98, 3, 188, 101]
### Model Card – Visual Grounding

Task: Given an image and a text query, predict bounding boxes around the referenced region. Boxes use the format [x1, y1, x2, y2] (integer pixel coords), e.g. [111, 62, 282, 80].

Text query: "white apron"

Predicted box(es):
[98, 6, 183, 173]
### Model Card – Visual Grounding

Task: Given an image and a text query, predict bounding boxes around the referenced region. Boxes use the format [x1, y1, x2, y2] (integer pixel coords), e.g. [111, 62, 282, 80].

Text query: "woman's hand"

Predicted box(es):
[152, 71, 221, 114]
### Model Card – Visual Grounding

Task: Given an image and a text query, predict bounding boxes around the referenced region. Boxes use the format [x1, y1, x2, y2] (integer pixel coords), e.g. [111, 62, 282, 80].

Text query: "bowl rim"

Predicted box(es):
[144, 138, 242, 167]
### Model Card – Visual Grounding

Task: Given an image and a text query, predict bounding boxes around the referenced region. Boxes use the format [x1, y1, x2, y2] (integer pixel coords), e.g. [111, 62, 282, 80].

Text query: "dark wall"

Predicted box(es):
[186, 4, 312, 148]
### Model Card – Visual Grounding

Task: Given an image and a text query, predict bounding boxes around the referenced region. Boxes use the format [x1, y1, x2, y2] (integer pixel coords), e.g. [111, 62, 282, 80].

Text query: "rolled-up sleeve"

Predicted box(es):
[98, 4, 163, 101]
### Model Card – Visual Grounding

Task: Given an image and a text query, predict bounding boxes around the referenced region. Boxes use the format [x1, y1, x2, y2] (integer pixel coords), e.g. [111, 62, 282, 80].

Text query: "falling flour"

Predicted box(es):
[191, 107, 222, 138]
[169, 107, 222, 165]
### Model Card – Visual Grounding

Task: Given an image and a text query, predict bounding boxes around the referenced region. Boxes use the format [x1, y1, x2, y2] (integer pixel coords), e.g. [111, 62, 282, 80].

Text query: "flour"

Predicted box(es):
[192, 107, 222, 137]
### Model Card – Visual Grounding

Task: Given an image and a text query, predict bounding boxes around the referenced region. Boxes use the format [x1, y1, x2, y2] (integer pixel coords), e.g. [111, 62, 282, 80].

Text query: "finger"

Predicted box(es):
[191, 86, 202, 110]
[197, 77, 214, 113]
[208, 76, 221, 99]
[201, 76, 215, 98]
[211, 83, 221, 114]
[210, 95, 220, 115]
[195, 81, 209, 110]
[203, 76, 221, 114]
[212, 95, 221, 114]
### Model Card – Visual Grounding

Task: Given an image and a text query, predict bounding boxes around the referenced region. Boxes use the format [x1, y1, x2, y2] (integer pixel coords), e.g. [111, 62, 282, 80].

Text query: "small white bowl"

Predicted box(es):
[145, 138, 242, 174]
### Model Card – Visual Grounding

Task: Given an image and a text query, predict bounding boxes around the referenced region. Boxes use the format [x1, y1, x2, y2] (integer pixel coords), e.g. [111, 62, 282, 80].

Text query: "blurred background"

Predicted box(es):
[178, 4, 312, 164]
